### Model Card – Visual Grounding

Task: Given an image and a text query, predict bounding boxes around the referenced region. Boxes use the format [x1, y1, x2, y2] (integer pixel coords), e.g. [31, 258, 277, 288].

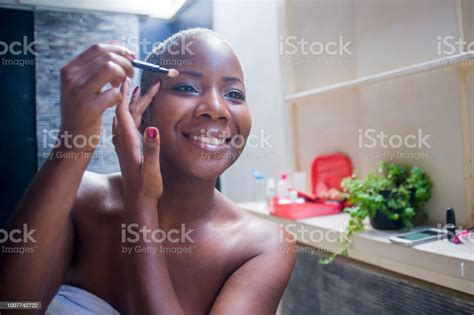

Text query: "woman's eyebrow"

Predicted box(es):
[222, 76, 243, 84]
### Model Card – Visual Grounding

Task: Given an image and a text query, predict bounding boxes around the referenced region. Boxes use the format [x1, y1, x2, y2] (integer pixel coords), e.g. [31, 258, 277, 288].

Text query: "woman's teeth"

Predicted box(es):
[190, 135, 226, 146]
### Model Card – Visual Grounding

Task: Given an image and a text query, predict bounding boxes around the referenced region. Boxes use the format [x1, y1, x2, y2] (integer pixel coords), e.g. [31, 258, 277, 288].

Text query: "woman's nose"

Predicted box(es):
[195, 90, 231, 121]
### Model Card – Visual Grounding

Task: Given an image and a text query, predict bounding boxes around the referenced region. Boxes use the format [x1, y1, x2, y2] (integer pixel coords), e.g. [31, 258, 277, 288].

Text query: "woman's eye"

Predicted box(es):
[225, 90, 245, 101]
[173, 85, 198, 93]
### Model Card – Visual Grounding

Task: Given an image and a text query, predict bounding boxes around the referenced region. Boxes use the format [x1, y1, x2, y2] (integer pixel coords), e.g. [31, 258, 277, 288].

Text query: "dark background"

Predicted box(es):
[0, 8, 36, 227]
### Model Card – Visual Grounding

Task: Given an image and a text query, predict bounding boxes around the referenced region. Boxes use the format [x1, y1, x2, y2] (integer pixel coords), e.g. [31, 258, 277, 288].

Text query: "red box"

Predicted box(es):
[269, 198, 342, 219]
[269, 153, 352, 220]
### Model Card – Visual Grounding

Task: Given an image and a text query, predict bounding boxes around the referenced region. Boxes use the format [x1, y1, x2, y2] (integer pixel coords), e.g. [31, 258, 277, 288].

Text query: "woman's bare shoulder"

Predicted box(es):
[72, 171, 123, 216]
[216, 192, 296, 259]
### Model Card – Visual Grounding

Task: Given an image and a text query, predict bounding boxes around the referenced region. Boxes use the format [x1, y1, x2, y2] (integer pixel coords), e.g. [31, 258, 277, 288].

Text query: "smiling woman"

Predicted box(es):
[0, 28, 296, 315]
[141, 28, 251, 181]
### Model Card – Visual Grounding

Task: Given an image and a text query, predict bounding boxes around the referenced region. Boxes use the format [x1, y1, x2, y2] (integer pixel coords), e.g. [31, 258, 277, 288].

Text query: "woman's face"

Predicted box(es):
[147, 36, 251, 180]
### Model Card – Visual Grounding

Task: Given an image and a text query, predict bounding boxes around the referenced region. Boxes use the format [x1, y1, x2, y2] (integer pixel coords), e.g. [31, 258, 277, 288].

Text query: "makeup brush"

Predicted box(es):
[131, 60, 180, 78]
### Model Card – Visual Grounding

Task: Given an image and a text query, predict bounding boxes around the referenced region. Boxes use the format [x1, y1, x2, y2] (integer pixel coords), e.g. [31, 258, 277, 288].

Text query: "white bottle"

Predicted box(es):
[265, 178, 276, 206]
[277, 172, 290, 199]
[253, 170, 266, 209]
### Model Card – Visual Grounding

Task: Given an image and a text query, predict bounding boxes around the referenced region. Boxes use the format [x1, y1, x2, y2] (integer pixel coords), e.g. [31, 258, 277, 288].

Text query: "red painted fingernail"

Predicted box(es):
[146, 128, 157, 140]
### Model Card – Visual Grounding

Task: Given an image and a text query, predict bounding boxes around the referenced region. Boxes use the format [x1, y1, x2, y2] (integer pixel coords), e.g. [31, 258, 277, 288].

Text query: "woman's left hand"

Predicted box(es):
[113, 78, 163, 209]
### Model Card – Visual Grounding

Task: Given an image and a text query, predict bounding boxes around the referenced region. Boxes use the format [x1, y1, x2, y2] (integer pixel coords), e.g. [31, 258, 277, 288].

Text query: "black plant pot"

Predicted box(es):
[369, 210, 404, 230]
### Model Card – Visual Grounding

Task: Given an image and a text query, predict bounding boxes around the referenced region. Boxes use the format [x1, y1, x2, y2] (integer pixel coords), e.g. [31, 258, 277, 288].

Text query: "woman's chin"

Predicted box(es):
[186, 157, 233, 180]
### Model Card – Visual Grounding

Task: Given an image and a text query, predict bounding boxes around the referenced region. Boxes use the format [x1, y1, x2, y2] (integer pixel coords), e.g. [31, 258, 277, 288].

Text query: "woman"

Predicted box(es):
[0, 28, 295, 314]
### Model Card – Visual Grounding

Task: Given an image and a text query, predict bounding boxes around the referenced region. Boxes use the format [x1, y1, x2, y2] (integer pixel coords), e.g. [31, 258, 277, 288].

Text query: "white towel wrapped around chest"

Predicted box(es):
[46, 284, 120, 315]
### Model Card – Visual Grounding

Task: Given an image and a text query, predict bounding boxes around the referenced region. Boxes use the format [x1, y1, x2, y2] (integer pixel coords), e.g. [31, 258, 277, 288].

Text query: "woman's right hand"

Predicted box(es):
[59, 44, 135, 152]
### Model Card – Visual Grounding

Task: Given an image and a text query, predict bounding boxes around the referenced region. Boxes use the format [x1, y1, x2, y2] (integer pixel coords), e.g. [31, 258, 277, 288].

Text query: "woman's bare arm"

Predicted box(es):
[210, 228, 296, 314]
[113, 78, 184, 314]
[0, 150, 88, 309]
[0, 44, 135, 310]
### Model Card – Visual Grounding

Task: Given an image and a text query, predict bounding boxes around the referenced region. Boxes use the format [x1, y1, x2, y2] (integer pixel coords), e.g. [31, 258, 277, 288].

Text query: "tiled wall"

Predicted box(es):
[34, 9, 139, 173]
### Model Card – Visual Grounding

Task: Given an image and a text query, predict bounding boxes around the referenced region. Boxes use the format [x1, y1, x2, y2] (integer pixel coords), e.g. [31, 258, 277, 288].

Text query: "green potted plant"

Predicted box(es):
[320, 161, 433, 264]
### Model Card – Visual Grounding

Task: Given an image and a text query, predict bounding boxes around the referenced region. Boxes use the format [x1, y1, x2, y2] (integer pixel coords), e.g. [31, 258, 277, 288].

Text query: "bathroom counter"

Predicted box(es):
[238, 202, 474, 296]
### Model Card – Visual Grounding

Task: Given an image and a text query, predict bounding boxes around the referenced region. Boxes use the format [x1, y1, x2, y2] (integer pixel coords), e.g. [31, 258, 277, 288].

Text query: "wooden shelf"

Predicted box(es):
[285, 51, 474, 102]
[239, 202, 474, 295]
